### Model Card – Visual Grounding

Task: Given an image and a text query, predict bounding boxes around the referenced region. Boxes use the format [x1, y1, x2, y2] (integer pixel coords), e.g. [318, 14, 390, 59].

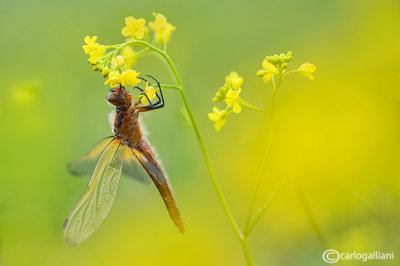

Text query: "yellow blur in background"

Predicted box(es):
[0, 0, 400, 265]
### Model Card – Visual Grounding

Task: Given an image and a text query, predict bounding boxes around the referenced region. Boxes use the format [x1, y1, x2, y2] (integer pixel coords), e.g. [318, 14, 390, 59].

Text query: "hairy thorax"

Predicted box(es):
[113, 106, 143, 147]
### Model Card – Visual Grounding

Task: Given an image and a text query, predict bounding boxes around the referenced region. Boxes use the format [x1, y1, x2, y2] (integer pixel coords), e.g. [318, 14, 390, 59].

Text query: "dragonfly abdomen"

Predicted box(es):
[135, 140, 185, 232]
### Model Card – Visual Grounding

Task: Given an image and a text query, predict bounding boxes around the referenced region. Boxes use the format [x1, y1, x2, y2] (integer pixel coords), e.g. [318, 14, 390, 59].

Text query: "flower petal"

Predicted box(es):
[125, 16, 135, 26]
[121, 26, 131, 37]
[232, 103, 241, 113]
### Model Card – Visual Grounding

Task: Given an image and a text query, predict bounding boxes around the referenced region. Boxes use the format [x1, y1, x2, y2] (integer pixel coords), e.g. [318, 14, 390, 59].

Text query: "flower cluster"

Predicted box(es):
[82, 36, 105, 65]
[149, 12, 176, 43]
[82, 13, 176, 90]
[104, 69, 140, 87]
[121, 17, 147, 40]
[208, 72, 259, 132]
[257, 51, 316, 87]
[209, 53, 316, 132]
[208, 107, 228, 132]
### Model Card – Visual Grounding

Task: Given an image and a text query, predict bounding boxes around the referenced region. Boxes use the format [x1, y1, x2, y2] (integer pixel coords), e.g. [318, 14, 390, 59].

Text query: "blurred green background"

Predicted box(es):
[1, 0, 400, 265]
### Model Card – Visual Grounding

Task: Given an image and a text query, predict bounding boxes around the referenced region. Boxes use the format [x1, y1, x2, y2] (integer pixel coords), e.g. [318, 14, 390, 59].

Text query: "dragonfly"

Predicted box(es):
[63, 75, 184, 246]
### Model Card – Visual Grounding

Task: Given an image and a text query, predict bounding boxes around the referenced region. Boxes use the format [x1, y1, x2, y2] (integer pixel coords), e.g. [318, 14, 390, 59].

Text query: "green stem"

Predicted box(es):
[134, 47, 150, 57]
[163, 31, 167, 52]
[122, 40, 253, 265]
[164, 53, 244, 239]
[240, 238, 254, 266]
[294, 183, 328, 249]
[165, 49, 254, 266]
[239, 99, 264, 112]
[160, 84, 181, 90]
[243, 80, 279, 235]
[282, 69, 299, 79]
[246, 176, 287, 236]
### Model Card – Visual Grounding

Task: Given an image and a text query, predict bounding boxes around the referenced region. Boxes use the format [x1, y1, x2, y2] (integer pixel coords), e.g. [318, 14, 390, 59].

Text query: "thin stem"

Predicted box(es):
[124, 40, 253, 264]
[271, 76, 276, 91]
[166, 50, 254, 265]
[282, 69, 299, 79]
[246, 176, 287, 236]
[163, 31, 167, 52]
[239, 99, 264, 112]
[243, 81, 279, 234]
[160, 84, 181, 90]
[294, 183, 329, 249]
[177, 85, 244, 241]
[240, 238, 254, 266]
[275, 74, 282, 90]
[130, 47, 150, 58]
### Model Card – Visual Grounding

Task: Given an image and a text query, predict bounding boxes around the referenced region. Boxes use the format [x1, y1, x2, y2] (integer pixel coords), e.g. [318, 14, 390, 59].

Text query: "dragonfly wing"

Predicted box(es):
[67, 137, 114, 176]
[68, 136, 148, 184]
[132, 148, 166, 185]
[123, 148, 151, 184]
[63, 139, 126, 246]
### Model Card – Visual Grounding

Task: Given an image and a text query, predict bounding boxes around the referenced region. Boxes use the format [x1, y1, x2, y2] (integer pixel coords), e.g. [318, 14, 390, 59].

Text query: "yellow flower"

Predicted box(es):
[225, 72, 243, 88]
[121, 17, 147, 39]
[82, 35, 105, 64]
[141, 83, 157, 105]
[208, 107, 228, 132]
[88, 48, 104, 64]
[122, 46, 136, 69]
[257, 59, 279, 84]
[298, 63, 316, 80]
[112, 55, 125, 69]
[225, 88, 242, 113]
[82, 35, 98, 54]
[104, 71, 121, 87]
[120, 69, 140, 87]
[148, 12, 176, 42]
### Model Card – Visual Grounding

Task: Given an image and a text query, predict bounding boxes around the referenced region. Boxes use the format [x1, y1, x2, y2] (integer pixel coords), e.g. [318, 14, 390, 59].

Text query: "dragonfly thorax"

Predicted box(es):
[114, 107, 143, 146]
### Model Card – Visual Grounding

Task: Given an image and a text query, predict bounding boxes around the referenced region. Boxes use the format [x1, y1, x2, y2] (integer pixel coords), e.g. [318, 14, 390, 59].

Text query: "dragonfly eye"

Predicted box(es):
[107, 86, 132, 107]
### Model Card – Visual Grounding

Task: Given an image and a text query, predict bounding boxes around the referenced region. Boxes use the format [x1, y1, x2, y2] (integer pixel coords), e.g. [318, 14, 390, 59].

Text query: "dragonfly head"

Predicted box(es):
[107, 85, 132, 108]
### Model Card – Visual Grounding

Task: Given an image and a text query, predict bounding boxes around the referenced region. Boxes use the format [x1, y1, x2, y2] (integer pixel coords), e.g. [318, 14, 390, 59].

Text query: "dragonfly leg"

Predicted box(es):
[133, 86, 144, 93]
[146, 75, 164, 108]
[118, 84, 123, 98]
[135, 75, 165, 111]
[137, 76, 161, 107]
[134, 87, 154, 109]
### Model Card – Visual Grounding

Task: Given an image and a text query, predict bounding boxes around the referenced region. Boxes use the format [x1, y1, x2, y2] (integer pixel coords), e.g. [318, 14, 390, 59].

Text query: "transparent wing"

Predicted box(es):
[123, 148, 151, 184]
[63, 139, 126, 246]
[132, 148, 166, 185]
[68, 136, 148, 184]
[68, 137, 114, 176]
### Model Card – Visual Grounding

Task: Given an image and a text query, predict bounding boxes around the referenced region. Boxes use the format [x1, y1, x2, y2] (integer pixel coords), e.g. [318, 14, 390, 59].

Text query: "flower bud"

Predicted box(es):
[102, 67, 110, 78]
[285, 51, 293, 62]
[257, 70, 267, 77]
